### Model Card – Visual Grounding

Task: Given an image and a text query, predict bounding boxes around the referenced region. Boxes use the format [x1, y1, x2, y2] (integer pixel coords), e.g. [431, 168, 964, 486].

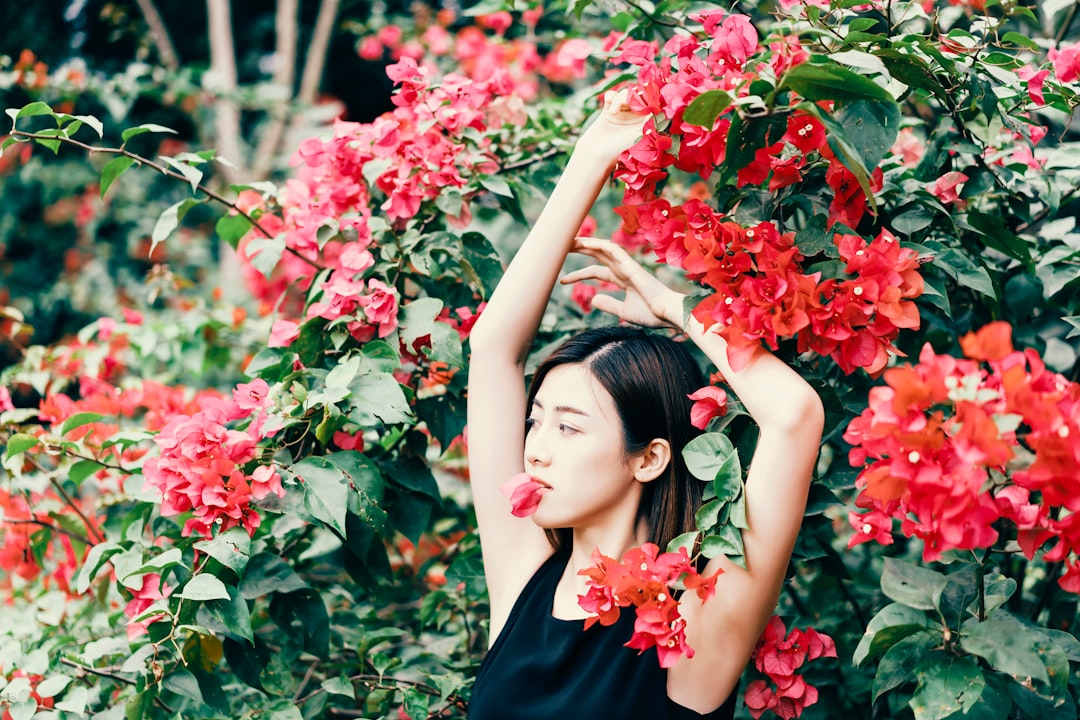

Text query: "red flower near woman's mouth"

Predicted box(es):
[500, 472, 545, 517]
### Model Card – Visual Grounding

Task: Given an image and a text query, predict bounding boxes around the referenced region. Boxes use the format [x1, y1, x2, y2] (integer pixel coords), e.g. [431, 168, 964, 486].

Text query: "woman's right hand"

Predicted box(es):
[561, 237, 685, 329]
[574, 89, 651, 166]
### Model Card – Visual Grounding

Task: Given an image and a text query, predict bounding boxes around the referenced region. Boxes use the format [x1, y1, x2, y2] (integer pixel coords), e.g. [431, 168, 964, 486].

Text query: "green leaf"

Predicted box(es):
[961, 615, 1050, 685]
[270, 589, 329, 659]
[73, 542, 122, 594]
[10, 102, 57, 121]
[201, 584, 254, 644]
[853, 602, 931, 666]
[683, 89, 733, 128]
[121, 123, 178, 142]
[383, 453, 440, 500]
[1001, 32, 1041, 51]
[682, 431, 736, 482]
[68, 459, 105, 485]
[479, 174, 513, 198]
[326, 451, 387, 531]
[239, 553, 308, 599]
[194, 526, 252, 575]
[967, 211, 1034, 269]
[874, 631, 939, 703]
[460, 232, 504, 299]
[244, 234, 287, 278]
[161, 155, 204, 192]
[59, 113, 103, 138]
[215, 213, 254, 249]
[909, 653, 985, 720]
[151, 198, 199, 255]
[348, 374, 413, 426]
[100, 156, 136, 198]
[292, 456, 349, 535]
[403, 687, 430, 720]
[61, 411, 105, 436]
[446, 549, 487, 596]
[831, 99, 900, 171]
[701, 525, 743, 559]
[321, 676, 355, 699]
[667, 530, 699, 555]
[712, 448, 743, 504]
[881, 558, 948, 612]
[179, 574, 231, 601]
[163, 669, 204, 707]
[4, 433, 40, 460]
[782, 61, 893, 102]
[122, 547, 186, 581]
[933, 248, 997, 298]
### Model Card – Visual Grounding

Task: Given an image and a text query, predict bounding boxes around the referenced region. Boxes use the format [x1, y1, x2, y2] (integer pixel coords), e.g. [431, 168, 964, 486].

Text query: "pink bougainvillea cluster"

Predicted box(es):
[602, 9, 926, 374]
[844, 322, 1080, 591]
[744, 616, 837, 719]
[142, 379, 284, 538]
[577, 543, 722, 668]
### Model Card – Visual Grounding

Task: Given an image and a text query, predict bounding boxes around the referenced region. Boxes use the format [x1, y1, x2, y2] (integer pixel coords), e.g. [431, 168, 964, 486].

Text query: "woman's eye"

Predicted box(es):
[524, 418, 537, 432]
[558, 423, 578, 435]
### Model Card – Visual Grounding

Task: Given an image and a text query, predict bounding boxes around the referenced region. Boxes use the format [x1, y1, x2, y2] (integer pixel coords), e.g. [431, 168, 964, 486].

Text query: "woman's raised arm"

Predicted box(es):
[466, 94, 648, 640]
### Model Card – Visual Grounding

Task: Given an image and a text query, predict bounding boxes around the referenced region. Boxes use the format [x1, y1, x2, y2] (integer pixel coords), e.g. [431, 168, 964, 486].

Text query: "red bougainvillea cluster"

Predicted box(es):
[577, 543, 722, 668]
[142, 379, 284, 538]
[744, 616, 837, 719]
[0, 487, 96, 595]
[844, 322, 1080, 591]
[605, 9, 923, 373]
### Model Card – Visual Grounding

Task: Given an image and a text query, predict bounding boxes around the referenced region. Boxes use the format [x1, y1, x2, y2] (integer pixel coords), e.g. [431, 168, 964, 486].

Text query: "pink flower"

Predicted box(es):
[0, 386, 12, 412]
[359, 279, 399, 338]
[232, 379, 270, 415]
[500, 472, 544, 517]
[333, 430, 364, 451]
[98, 317, 117, 340]
[927, 171, 969, 207]
[687, 386, 728, 430]
[124, 573, 172, 640]
[1049, 43, 1080, 83]
[269, 319, 300, 348]
[890, 128, 924, 167]
[339, 243, 375, 274]
[1016, 66, 1050, 105]
[121, 308, 144, 325]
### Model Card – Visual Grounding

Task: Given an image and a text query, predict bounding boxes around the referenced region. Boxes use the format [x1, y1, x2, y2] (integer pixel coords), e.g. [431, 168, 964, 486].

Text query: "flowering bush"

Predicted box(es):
[2, 0, 1080, 719]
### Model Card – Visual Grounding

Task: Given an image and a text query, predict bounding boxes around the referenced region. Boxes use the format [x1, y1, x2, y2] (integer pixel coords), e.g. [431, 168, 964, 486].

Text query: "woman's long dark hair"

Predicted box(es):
[526, 326, 706, 553]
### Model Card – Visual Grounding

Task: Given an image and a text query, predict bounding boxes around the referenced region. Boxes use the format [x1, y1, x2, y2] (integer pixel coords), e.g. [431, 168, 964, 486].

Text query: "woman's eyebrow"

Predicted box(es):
[531, 399, 589, 416]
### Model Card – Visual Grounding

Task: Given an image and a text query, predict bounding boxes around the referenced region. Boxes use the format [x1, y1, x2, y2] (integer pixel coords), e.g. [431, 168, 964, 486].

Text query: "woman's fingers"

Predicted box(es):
[589, 292, 624, 317]
[560, 265, 620, 286]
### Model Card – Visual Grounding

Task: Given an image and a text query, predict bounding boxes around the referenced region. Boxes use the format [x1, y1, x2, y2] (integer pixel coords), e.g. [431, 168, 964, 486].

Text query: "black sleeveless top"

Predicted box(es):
[469, 551, 738, 719]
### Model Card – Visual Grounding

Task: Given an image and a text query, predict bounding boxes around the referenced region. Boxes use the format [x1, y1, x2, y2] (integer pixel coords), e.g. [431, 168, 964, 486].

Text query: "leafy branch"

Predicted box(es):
[5, 113, 321, 271]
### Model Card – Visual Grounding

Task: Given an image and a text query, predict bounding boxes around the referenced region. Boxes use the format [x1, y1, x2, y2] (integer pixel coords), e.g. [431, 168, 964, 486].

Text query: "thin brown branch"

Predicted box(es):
[10, 130, 321, 270]
[207, 0, 246, 183]
[133, 0, 180, 71]
[1016, 184, 1080, 233]
[4, 518, 93, 547]
[59, 659, 176, 714]
[49, 477, 105, 544]
[293, 659, 320, 703]
[499, 145, 566, 172]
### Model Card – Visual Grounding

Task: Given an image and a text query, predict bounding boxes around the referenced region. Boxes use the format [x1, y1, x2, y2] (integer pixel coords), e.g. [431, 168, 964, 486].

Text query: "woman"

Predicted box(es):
[465, 91, 824, 718]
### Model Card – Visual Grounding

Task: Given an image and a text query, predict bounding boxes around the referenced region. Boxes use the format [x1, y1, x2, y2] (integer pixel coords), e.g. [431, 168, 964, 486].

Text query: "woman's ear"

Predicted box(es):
[632, 438, 672, 483]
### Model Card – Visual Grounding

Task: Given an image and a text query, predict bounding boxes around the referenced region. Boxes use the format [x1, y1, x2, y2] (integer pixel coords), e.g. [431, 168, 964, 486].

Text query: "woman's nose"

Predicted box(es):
[524, 428, 550, 467]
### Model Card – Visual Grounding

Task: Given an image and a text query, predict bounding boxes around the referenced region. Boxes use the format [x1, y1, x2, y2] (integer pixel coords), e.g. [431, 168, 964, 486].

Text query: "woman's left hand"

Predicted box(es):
[561, 237, 685, 329]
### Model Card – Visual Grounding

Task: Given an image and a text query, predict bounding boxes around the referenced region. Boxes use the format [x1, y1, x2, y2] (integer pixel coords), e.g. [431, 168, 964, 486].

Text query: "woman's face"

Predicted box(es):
[524, 363, 643, 529]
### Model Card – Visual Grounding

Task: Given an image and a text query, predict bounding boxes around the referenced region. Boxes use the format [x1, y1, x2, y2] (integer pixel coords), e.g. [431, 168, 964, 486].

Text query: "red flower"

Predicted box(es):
[499, 472, 544, 517]
[688, 385, 729, 430]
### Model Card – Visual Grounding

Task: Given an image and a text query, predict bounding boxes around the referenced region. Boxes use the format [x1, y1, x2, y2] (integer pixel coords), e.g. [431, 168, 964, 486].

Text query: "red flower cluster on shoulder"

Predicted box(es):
[577, 543, 722, 668]
[844, 322, 1080, 591]
[744, 616, 836, 719]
